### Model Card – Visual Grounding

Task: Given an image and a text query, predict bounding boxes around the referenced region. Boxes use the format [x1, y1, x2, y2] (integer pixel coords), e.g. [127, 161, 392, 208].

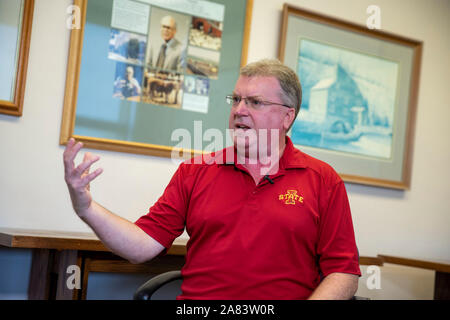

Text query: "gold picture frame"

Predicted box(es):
[278, 4, 422, 190]
[60, 0, 253, 158]
[0, 0, 34, 117]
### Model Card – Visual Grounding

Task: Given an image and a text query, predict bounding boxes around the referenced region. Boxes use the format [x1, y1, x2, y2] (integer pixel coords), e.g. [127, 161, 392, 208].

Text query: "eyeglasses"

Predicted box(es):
[225, 95, 291, 110]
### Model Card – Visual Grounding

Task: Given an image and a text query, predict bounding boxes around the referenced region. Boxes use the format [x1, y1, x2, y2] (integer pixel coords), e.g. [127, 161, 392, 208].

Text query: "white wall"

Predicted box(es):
[0, 0, 449, 299]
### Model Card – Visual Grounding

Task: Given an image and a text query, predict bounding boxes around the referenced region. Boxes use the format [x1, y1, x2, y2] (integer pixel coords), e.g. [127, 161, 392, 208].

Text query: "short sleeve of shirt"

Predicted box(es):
[317, 180, 361, 278]
[134, 164, 190, 249]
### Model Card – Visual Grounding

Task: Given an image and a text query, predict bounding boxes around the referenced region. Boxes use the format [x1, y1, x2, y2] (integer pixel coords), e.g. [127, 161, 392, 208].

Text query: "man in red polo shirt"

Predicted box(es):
[63, 59, 360, 299]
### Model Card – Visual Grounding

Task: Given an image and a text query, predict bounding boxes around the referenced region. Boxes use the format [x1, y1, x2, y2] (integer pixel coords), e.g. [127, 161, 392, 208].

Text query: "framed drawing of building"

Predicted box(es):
[279, 4, 422, 190]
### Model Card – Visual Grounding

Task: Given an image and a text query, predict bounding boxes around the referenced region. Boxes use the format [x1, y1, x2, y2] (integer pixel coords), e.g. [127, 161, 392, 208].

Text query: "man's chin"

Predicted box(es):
[233, 139, 257, 161]
[233, 138, 249, 150]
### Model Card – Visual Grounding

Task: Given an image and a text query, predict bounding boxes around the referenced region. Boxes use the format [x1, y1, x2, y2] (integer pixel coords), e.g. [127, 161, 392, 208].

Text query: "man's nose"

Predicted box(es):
[233, 98, 250, 115]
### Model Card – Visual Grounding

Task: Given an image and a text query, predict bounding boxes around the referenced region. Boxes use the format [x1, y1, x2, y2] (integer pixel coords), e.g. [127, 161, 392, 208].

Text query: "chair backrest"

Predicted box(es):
[134, 270, 182, 300]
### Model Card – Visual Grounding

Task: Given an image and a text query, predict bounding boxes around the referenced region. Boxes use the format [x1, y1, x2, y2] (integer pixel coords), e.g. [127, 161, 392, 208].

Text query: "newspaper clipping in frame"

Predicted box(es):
[109, 0, 225, 114]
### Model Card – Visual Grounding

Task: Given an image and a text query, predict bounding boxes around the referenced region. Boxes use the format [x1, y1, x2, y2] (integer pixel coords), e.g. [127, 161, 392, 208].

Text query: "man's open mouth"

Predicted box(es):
[235, 124, 251, 130]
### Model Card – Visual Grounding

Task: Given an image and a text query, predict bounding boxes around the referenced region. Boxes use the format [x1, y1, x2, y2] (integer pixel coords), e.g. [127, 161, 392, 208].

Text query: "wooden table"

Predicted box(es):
[0, 228, 187, 300]
[0, 228, 380, 300]
[5, 228, 446, 300]
[378, 254, 450, 300]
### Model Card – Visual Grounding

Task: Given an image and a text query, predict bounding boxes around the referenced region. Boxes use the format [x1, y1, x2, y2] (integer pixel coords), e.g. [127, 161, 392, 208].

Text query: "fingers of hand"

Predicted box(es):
[74, 155, 101, 178]
[81, 168, 103, 187]
[81, 152, 96, 176]
[80, 155, 100, 191]
[63, 139, 83, 174]
[64, 138, 82, 160]
[63, 139, 102, 190]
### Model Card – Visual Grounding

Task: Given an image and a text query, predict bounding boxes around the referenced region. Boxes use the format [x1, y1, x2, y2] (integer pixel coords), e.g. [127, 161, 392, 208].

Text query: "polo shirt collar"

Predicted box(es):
[279, 136, 308, 170]
[217, 136, 307, 170]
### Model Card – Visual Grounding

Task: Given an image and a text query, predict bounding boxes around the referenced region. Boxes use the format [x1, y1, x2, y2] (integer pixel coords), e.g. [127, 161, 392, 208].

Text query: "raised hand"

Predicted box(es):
[63, 138, 103, 215]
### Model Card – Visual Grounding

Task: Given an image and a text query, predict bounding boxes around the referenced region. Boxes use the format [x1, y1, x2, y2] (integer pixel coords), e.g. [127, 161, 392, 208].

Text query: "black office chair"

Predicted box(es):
[134, 271, 182, 300]
[133, 271, 369, 300]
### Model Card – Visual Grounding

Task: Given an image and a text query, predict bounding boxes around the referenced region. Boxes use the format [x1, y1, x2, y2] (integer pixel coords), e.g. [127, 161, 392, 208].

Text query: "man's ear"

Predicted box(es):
[283, 108, 296, 131]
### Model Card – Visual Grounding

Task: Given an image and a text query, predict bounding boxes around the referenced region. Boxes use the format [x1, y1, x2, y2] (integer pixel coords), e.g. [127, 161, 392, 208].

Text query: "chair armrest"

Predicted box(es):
[134, 270, 182, 300]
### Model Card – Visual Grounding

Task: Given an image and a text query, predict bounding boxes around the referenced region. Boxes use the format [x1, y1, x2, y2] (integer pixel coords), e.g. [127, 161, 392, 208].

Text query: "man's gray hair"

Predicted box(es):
[240, 59, 302, 120]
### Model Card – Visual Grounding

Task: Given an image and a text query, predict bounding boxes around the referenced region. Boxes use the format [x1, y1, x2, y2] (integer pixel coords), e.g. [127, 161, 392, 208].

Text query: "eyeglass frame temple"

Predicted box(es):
[225, 95, 292, 109]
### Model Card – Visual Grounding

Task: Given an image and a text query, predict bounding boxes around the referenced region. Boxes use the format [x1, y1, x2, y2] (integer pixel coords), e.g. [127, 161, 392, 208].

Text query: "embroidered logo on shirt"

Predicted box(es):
[279, 190, 304, 205]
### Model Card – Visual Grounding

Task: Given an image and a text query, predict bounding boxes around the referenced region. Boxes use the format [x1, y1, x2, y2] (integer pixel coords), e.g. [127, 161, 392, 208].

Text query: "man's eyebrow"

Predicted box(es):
[231, 92, 262, 99]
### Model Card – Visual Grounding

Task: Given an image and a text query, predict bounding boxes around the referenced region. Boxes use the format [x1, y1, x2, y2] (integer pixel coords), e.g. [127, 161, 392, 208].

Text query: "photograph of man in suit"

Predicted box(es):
[147, 15, 187, 72]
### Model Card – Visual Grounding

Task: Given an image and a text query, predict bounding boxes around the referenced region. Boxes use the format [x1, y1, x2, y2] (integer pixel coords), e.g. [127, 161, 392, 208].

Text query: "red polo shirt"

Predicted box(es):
[135, 137, 361, 299]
